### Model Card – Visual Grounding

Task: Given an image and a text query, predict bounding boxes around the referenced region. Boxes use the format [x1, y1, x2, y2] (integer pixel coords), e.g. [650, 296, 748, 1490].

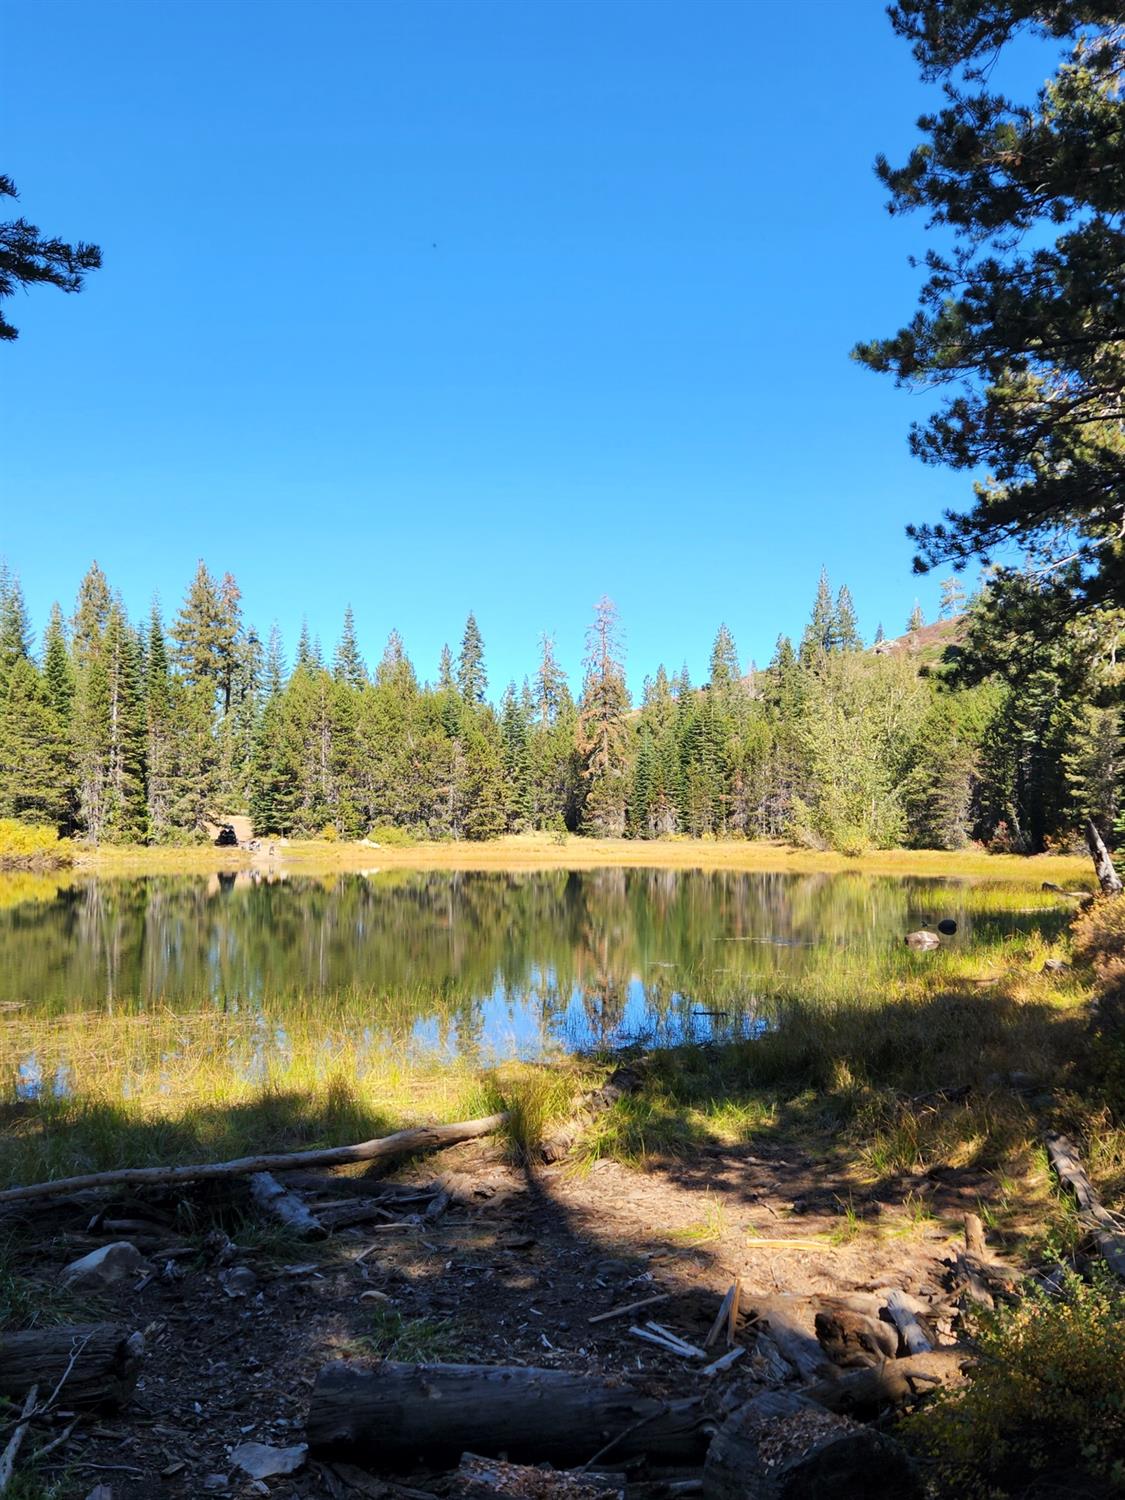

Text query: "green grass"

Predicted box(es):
[354, 1304, 462, 1362]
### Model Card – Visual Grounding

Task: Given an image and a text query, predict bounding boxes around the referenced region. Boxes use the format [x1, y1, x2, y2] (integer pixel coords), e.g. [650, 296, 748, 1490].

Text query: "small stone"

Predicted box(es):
[60, 1241, 152, 1291]
[230, 1441, 308, 1480]
[904, 930, 940, 951]
[202, 1477, 230, 1493]
[219, 1265, 258, 1298]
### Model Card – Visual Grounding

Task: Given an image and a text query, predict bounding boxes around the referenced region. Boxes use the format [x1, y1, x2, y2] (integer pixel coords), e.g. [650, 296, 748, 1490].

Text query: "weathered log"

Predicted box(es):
[884, 1289, 932, 1355]
[250, 1173, 326, 1239]
[739, 1295, 832, 1381]
[0, 1324, 143, 1412]
[307, 1361, 710, 1469]
[540, 1066, 645, 1164]
[0, 1114, 508, 1206]
[1046, 1132, 1125, 1278]
[703, 1391, 922, 1500]
[803, 1350, 969, 1419]
[813, 1306, 897, 1368]
[1085, 819, 1123, 897]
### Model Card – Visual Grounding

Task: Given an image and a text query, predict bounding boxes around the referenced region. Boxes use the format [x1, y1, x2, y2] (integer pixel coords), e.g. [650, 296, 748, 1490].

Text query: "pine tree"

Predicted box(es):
[295, 619, 315, 672]
[437, 643, 455, 691]
[72, 562, 112, 669]
[264, 624, 286, 697]
[577, 598, 630, 835]
[101, 605, 147, 841]
[42, 603, 74, 722]
[709, 624, 740, 691]
[535, 633, 567, 726]
[874, 622, 886, 645]
[800, 567, 837, 663]
[457, 613, 487, 705]
[908, 600, 925, 633]
[0, 564, 32, 688]
[834, 586, 862, 651]
[333, 605, 367, 688]
[173, 561, 235, 705]
[144, 602, 175, 841]
[939, 576, 967, 619]
[0, 657, 72, 827]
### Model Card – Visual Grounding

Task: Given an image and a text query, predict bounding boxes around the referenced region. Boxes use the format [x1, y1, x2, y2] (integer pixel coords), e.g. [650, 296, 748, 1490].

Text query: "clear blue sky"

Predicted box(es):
[1, 1, 1056, 695]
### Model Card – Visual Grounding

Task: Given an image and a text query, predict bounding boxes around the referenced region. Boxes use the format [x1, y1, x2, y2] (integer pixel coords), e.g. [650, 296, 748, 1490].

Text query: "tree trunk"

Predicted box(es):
[1085, 819, 1122, 896]
[703, 1392, 922, 1500]
[0, 1324, 143, 1412]
[249, 1172, 326, 1239]
[802, 1350, 969, 1419]
[307, 1361, 709, 1470]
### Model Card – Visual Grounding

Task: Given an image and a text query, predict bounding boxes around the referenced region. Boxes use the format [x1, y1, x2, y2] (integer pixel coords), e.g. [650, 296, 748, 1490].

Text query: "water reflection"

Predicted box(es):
[0, 867, 1064, 1071]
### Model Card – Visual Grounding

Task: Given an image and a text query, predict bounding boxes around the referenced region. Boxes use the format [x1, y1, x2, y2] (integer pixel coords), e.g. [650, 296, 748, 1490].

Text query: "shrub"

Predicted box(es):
[0, 820, 72, 869]
[902, 1271, 1125, 1495]
[319, 823, 339, 842]
[367, 823, 415, 848]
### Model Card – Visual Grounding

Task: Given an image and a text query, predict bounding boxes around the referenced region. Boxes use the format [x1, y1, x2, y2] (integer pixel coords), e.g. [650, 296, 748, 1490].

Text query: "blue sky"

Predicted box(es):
[2, 1, 1057, 695]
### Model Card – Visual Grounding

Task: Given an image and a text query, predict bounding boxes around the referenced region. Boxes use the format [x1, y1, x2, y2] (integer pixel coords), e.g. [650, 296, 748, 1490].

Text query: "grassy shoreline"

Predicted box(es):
[72, 832, 1096, 883]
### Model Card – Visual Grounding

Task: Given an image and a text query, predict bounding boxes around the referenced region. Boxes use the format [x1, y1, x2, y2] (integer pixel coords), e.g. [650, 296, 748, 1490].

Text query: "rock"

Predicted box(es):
[219, 1265, 258, 1298]
[60, 1242, 152, 1292]
[905, 930, 940, 951]
[936, 918, 958, 936]
[230, 1440, 308, 1479]
[84, 1487, 114, 1500]
[202, 1478, 230, 1493]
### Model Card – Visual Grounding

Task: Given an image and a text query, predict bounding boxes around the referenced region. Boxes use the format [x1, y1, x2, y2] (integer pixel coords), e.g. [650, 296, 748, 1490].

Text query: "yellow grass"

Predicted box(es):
[78, 833, 1094, 884]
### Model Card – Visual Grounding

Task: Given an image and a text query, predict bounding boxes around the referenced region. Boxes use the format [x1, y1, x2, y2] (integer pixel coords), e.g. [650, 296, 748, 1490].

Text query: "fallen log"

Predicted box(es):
[1046, 1132, 1125, 1278]
[813, 1306, 897, 1368]
[0, 1324, 144, 1412]
[884, 1289, 932, 1355]
[250, 1172, 326, 1239]
[738, 1295, 833, 1381]
[0, 1114, 508, 1206]
[953, 1212, 1021, 1308]
[703, 1391, 922, 1500]
[803, 1350, 969, 1420]
[540, 1066, 645, 1164]
[1085, 820, 1123, 897]
[307, 1361, 711, 1469]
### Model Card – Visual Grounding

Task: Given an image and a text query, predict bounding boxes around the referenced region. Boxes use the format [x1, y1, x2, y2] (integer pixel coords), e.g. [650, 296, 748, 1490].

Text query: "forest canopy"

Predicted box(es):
[0, 558, 1116, 855]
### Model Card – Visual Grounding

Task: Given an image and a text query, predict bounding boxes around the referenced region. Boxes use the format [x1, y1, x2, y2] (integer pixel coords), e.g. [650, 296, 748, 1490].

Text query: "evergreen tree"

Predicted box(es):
[295, 619, 315, 672]
[0, 175, 102, 341]
[333, 605, 367, 688]
[939, 576, 967, 619]
[709, 624, 740, 691]
[457, 612, 487, 705]
[42, 603, 74, 722]
[264, 624, 286, 698]
[535, 633, 567, 726]
[72, 562, 111, 669]
[855, 2, 1125, 623]
[173, 561, 240, 709]
[874, 622, 886, 645]
[0, 657, 72, 826]
[438, 643, 456, 691]
[834, 586, 862, 651]
[800, 567, 837, 663]
[0, 564, 32, 687]
[577, 598, 630, 835]
[908, 600, 925, 633]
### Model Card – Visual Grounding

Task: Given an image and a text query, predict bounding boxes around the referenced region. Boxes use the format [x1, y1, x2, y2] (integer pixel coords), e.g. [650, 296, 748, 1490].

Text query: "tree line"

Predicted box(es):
[0, 558, 1117, 854]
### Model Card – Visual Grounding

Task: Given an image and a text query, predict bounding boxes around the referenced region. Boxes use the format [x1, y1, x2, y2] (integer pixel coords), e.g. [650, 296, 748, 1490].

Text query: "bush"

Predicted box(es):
[0, 820, 72, 869]
[902, 1271, 1125, 1495]
[367, 823, 416, 848]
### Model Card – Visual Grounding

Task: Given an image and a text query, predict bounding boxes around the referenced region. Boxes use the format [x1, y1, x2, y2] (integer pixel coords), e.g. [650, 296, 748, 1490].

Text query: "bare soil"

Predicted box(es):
[5, 1135, 995, 1498]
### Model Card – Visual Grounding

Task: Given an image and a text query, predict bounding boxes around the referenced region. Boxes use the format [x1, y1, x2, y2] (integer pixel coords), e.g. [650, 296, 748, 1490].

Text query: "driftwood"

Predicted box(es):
[0, 1384, 37, 1494]
[703, 1391, 922, 1500]
[1046, 1132, 1125, 1277]
[0, 1324, 143, 1412]
[1085, 819, 1123, 897]
[307, 1361, 710, 1469]
[250, 1172, 326, 1239]
[804, 1350, 969, 1419]
[953, 1212, 1021, 1308]
[0, 1115, 508, 1206]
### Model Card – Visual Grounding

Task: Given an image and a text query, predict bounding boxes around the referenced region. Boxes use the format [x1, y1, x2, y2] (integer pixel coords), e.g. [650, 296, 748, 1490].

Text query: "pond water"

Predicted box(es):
[0, 867, 1066, 1080]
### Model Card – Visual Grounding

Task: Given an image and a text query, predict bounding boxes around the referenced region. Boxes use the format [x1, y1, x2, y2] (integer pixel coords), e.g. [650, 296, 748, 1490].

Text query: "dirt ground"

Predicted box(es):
[6, 1134, 995, 1498]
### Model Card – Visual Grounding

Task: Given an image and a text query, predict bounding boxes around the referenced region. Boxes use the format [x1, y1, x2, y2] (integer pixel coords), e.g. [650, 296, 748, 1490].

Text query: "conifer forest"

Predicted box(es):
[0, 556, 1118, 855]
